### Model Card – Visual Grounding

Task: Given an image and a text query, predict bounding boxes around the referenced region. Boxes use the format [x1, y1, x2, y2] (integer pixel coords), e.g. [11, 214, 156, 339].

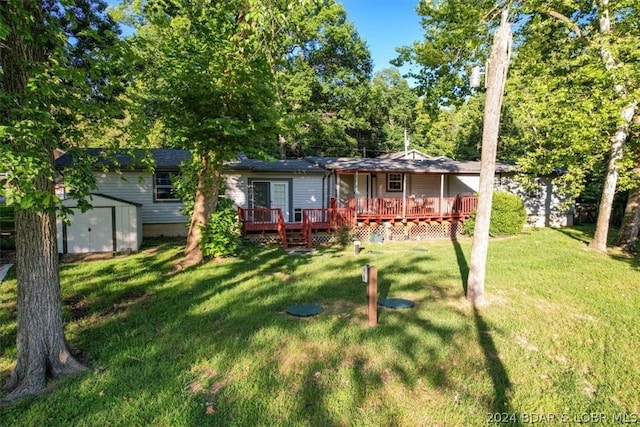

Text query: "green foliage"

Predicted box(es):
[0, 0, 129, 210]
[464, 191, 526, 236]
[271, 0, 374, 158]
[401, 0, 640, 203]
[199, 197, 242, 259]
[333, 224, 357, 246]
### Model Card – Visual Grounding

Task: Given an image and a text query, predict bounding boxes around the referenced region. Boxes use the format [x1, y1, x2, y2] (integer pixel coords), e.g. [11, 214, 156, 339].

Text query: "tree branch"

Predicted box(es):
[543, 10, 583, 38]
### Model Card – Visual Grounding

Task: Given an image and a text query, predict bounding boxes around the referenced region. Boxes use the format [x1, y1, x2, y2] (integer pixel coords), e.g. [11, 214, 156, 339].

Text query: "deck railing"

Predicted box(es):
[349, 195, 477, 221]
[238, 207, 282, 233]
[276, 209, 287, 248]
[238, 195, 476, 238]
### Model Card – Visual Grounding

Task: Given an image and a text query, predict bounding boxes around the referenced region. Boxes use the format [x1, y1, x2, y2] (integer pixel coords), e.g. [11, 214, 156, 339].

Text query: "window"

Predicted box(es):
[154, 171, 179, 201]
[387, 173, 403, 192]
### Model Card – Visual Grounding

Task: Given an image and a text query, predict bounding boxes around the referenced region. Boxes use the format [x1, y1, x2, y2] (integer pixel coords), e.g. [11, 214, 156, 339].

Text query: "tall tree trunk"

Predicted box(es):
[4, 173, 88, 401]
[278, 134, 287, 160]
[589, 1, 638, 252]
[183, 152, 220, 267]
[615, 178, 640, 252]
[1, 0, 87, 402]
[467, 10, 511, 307]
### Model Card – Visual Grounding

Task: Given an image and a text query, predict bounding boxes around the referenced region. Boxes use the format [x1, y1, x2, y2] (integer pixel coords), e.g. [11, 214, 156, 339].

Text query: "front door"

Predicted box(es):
[252, 181, 290, 221]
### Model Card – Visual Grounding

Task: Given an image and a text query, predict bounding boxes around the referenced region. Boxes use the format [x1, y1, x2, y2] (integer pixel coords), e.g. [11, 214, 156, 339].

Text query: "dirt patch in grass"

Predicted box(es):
[64, 294, 91, 321]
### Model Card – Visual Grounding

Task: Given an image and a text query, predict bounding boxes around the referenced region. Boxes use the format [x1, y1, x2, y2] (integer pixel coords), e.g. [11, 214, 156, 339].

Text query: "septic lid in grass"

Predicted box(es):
[378, 298, 415, 309]
[286, 304, 324, 317]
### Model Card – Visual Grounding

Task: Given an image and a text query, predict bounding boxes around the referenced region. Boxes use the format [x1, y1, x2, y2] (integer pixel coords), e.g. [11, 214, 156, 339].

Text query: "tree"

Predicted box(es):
[615, 169, 640, 252]
[363, 68, 419, 155]
[268, 0, 373, 158]
[399, 0, 640, 254]
[466, 10, 512, 307]
[0, 0, 126, 401]
[589, 0, 638, 252]
[127, 1, 282, 266]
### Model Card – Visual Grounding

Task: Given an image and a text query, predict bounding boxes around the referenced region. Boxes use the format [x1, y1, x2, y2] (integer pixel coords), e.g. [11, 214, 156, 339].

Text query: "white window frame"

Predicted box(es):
[386, 173, 403, 192]
[154, 171, 180, 202]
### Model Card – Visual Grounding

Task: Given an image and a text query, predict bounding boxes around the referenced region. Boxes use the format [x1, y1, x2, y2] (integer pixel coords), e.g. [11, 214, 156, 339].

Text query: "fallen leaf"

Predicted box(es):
[206, 405, 216, 415]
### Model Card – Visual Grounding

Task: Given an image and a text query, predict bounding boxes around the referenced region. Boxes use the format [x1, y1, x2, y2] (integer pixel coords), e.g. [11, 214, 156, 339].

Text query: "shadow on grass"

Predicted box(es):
[473, 307, 518, 423]
[554, 226, 640, 270]
[450, 232, 469, 295]
[0, 240, 509, 425]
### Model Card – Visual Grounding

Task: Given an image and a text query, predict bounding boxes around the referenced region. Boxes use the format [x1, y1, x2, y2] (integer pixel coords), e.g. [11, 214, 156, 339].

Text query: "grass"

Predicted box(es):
[1, 226, 640, 425]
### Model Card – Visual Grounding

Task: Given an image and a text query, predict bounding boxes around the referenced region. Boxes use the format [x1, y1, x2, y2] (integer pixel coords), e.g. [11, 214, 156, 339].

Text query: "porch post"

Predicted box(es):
[440, 174, 444, 217]
[402, 173, 407, 217]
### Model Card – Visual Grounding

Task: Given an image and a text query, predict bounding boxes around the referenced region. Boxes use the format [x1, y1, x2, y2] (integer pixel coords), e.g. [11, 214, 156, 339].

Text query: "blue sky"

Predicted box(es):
[339, 0, 423, 75]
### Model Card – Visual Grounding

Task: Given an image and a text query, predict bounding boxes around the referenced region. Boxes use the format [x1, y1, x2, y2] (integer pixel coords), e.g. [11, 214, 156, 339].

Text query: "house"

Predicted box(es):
[54, 148, 572, 252]
[54, 149, 190, 253]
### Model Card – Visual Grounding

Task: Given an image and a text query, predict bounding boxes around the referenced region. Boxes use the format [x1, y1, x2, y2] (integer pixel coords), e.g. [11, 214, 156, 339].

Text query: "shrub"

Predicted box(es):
[463, 191, 526, 236]
[200, 197, 242, 258]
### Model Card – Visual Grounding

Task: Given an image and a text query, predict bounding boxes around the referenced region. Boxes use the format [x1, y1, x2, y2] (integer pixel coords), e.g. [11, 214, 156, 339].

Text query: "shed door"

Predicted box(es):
[66, 207, 114, 253]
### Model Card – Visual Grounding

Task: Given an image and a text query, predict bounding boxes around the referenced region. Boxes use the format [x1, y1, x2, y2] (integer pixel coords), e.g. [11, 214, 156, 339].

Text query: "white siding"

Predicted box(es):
[449, 175, 479, 195]
[93, 172, 185, 224]
[225, 171, 326, 216]
[225, 173, 247, 207]
[494, 174, 573, 227]
[407, 174, 441, 198]
[292, 175, 324, 209]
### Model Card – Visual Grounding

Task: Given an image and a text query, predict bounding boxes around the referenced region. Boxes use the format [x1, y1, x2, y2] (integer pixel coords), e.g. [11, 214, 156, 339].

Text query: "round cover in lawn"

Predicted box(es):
[378, 298, 415, 309]
[286, 304, 324, 317]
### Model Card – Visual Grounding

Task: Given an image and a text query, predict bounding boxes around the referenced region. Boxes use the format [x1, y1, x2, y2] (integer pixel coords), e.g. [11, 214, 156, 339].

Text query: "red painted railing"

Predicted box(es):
[238, 207, 282, 233]
[349, 195, 477, 221]
[276, 209, 287, 248]
[237, 195, 477, 241]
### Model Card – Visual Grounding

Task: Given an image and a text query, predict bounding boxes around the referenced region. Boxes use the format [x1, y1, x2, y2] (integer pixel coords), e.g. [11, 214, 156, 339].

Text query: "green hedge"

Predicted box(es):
[463, 191, 527, 236]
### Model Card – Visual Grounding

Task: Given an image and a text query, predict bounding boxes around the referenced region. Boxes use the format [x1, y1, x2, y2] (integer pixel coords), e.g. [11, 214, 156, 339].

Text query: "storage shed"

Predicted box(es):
[56, 194, 142, 254]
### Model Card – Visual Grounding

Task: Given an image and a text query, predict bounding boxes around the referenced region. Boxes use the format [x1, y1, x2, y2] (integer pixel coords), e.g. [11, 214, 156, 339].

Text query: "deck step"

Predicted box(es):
[286, 232, 309, 247]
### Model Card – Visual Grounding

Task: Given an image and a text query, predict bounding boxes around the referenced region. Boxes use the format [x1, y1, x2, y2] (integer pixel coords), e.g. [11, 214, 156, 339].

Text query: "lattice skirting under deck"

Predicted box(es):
[355, 221, 464, 241]
[242, 220, 465, 246]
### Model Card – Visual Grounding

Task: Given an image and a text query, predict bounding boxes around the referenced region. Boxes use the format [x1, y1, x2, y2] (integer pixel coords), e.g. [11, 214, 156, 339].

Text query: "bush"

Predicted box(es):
[200, 197, 242, 258]
[463, 191, 526, 236]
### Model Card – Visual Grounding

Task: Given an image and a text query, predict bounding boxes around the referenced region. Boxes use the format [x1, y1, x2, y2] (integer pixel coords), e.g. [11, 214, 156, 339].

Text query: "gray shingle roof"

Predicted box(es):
[55, 149, 191, 170]
[226, 158, 327, 174]
[307, 156, 515, 174]
[55, 148, 517, 175]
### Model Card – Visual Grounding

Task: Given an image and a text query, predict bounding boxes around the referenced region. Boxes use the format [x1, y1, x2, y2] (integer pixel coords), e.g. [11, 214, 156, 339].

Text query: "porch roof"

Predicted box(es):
[307, 156, 516, 174]
[226, 158, 326, 174]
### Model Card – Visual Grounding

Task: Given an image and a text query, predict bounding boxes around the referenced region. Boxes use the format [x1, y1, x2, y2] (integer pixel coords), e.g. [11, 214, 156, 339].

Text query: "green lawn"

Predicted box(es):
[1, 227, 639, 425]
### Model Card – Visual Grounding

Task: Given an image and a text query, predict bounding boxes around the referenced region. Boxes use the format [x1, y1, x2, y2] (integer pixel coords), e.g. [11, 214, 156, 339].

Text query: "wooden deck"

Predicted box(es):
[238, 195, 477, 247]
